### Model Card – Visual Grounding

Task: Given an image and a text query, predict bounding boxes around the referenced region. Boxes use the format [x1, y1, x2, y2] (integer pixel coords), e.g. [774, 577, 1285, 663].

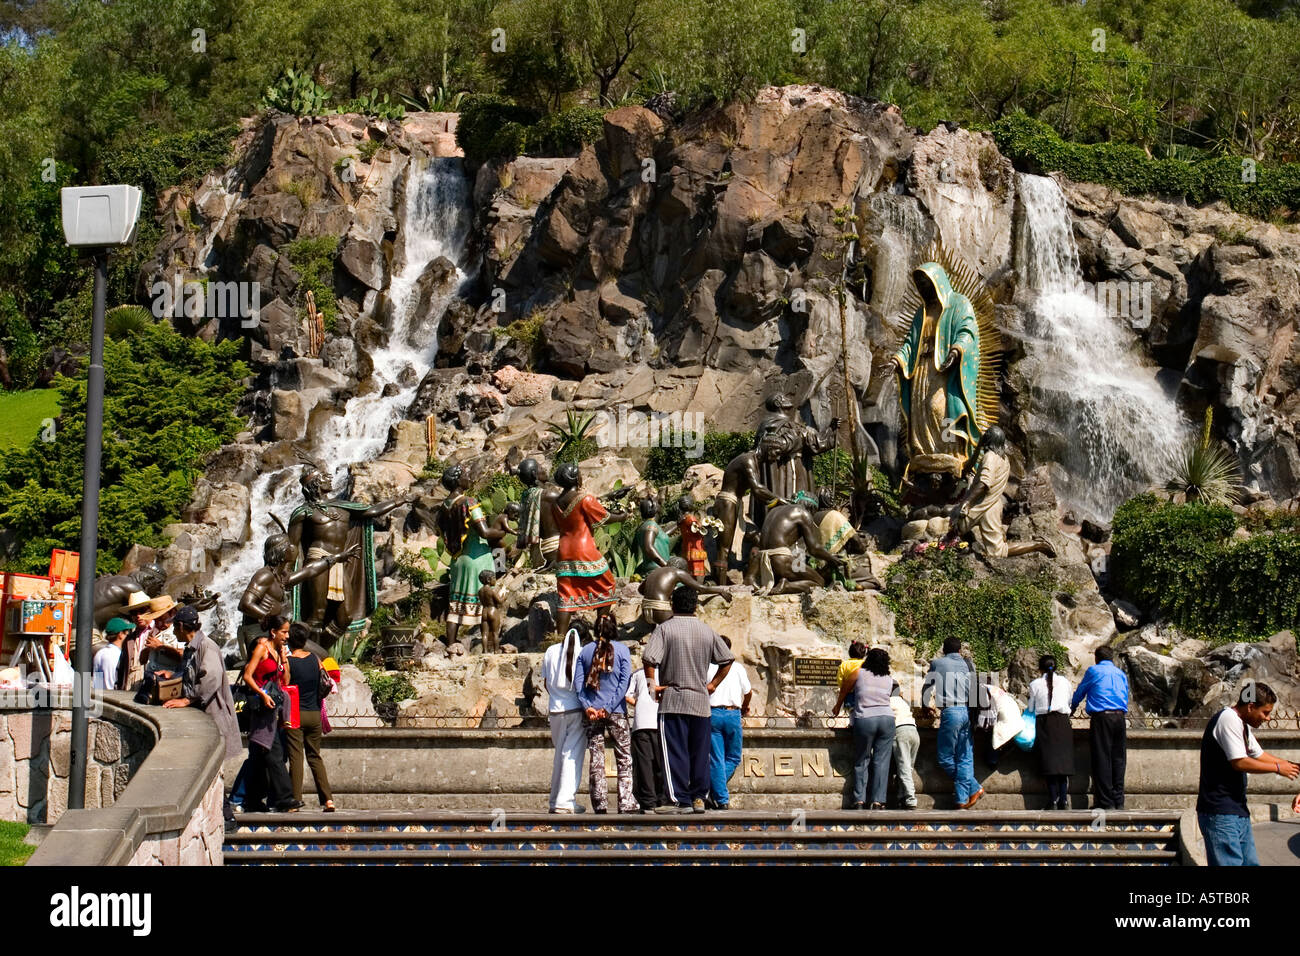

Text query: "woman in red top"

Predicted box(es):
[677, 494, 709, 580]
[239, 615, 299, 812]
[551, 463, 629, 635]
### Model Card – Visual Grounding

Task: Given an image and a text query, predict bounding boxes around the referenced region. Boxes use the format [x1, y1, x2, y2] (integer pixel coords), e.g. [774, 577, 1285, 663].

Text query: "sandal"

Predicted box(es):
[323, 802, 336, 812]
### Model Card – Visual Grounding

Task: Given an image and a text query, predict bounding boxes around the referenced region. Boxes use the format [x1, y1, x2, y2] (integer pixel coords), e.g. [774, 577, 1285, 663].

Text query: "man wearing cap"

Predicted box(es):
[93, 618, 132, 691]
[164, 605, 242, 828]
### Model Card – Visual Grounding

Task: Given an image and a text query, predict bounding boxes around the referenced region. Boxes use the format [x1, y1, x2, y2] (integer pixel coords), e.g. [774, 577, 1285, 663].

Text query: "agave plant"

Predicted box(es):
[1166, 409, 1242, 507]
[548, 408, 599, 463]
[402, 85, 466, 113]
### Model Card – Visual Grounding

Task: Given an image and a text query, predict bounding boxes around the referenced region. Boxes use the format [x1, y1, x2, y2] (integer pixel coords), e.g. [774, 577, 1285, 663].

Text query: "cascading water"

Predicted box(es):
[205, 155, 474, 638]
[1013, 173, 1187, 521]
[315, 156, 473, 484]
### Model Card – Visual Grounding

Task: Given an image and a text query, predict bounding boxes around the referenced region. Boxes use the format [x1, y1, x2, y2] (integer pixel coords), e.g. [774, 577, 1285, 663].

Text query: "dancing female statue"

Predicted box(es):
[550, 463, 628, 635]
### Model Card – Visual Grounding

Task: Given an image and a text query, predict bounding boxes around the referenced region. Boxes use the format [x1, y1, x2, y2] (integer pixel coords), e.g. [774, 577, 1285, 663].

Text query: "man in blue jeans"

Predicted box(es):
[922, 637, 983, 809]
[706, 637, 752, 809]
[1197, 681, 1298, 865]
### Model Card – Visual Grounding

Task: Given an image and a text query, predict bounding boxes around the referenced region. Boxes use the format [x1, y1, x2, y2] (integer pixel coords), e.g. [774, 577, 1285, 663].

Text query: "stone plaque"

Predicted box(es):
[793, 657, 840, 686]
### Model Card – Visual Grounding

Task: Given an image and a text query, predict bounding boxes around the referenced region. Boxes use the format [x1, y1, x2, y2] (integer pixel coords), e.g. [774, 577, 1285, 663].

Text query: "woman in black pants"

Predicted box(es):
[285, 622, 336, 811]
[242, 615, 300, 812]
[1028, 654, 1074, 810]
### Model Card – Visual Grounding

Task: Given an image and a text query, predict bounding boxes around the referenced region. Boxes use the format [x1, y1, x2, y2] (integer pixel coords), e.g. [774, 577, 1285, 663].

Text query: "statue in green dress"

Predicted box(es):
[893, 262, 983, 481]
[633, 497, 673, 577]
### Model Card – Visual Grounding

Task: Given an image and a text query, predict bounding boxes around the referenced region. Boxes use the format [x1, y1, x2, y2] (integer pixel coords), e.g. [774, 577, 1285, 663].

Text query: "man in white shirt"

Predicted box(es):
[93, 617, 132, 691]
[1197, 681, 1299, 865]
[627, 663, 668, 812]
[705, 636, 751, 810]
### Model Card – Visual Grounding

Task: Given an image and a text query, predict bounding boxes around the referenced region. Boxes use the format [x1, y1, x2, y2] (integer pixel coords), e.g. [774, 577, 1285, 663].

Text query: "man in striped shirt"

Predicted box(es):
[643, 587, 734, 813]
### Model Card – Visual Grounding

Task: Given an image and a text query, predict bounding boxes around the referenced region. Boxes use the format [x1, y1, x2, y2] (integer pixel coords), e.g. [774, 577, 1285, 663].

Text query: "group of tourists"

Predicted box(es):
[95, 596, 337, 826]
[542, 587, 744, 813]
[828, 639, 1132, 811]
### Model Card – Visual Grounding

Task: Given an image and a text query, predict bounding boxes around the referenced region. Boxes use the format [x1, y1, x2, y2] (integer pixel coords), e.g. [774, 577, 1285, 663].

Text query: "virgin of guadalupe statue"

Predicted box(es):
[892, 249, 1000, 501]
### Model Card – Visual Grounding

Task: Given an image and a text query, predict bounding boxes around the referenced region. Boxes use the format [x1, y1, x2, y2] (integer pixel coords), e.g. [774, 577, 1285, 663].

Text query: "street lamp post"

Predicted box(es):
[60, 185, 142, 810]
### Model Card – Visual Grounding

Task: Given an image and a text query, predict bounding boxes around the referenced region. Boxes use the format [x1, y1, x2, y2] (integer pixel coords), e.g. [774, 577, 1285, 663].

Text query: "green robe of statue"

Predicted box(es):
[893, 262, 982, 476]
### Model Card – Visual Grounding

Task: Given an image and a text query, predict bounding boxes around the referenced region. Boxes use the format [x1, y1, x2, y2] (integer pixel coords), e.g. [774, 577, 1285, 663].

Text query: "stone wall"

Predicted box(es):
[0, 690, 152, 824]
[236, 725, 1300, 812]
[127, 774, 225, 866]
[27, 692, 228, 866]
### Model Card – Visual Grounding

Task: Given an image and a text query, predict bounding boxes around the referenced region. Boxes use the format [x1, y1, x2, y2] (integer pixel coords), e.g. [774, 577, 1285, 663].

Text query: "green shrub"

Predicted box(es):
[456, 96, 541, 165]
[457, 98, 606, 166]
[1111, 493, 1300, 643]
[990, 113, 1300, 220]
[532, 106, 606, 156]
[363, 668, 417, 706]
[882, 548, 1063, 670]
[643, 431, 755, 484]
[282, 235, 339, 332]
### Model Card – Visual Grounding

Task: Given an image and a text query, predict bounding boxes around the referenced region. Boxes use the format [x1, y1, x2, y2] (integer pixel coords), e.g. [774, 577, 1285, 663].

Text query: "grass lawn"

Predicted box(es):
[0, 389, 61, 452]
[0, 821, 34, 866]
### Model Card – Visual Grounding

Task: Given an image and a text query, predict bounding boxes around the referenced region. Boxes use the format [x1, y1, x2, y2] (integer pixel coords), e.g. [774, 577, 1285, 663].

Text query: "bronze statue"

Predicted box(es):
[516, 458, 552, 567]
[753, 393, 841, 504]
[489, 501, 521, 542]
[748, 500, 846, 594]
[436, 466, 508, 646]
[947, 426, 1055, 558]
[812, 490, 883, 590]
[238, 516, 358, 648]
[93, 562, 166, 629]
[639, 557, 732, 625]
[287, 464, 412, 647]
[477, 569, 507, 653]
[711, 445, 784, 585]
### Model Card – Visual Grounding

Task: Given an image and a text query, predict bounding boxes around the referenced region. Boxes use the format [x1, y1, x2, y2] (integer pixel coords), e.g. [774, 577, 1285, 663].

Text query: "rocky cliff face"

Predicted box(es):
[134, 87, 1300, 720]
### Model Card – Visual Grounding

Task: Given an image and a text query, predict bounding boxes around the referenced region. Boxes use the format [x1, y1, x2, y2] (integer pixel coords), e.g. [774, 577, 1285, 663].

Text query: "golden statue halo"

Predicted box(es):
[888, 239, 1002, 433]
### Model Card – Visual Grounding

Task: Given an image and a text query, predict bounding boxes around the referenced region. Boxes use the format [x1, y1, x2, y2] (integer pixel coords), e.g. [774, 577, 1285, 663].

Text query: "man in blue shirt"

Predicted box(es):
[575, 618, 636, 814]
[1070, 646, 1130, 810]
[922, 637, 982, 808]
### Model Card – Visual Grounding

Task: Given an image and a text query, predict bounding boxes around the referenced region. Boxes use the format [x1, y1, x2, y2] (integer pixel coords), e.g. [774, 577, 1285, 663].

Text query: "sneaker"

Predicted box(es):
[550, 807, 573, 814]
[692, 799, 707, 814]
[654, 804, 691, 814]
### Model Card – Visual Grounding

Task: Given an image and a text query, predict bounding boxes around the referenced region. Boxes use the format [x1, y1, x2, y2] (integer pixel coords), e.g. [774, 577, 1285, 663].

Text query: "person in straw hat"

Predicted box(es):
[138, 595, 184, 684]
[117, 590, 154, 690]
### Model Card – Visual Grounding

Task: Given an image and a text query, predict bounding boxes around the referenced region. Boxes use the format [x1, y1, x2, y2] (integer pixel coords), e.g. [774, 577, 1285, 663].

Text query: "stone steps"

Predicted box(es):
[224, 810, 1182, 865]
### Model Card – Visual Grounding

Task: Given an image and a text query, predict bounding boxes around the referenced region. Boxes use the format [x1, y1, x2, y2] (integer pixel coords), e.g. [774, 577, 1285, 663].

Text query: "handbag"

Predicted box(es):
[1014, 708, 1037, 751]
[153, 675, 183, 704]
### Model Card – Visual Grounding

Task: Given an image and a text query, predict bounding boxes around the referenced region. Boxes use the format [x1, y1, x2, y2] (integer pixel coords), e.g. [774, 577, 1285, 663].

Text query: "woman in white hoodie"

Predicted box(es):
[542, 623, 588, 812]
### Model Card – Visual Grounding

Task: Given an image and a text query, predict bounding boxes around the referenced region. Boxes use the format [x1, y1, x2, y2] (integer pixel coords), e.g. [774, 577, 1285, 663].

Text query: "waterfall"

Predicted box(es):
[1013, 173, 1187, 521]
[316, 156, 473, 485]
[205, 155, 474, 636]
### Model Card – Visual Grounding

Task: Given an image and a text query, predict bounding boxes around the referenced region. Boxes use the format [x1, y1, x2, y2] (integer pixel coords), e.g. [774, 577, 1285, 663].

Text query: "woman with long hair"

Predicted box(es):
[833, 646, 898, 810]
[241, 615, 299, 812]
[285, 621, 336, 811]
[575, 614, 635, 813]
[1029, 654, 1074, 810]
[541, 620, 588, 813]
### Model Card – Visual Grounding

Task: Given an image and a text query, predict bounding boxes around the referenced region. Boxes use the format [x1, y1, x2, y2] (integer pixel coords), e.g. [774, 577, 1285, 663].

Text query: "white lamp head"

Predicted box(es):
[60, 185, 143, 248]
